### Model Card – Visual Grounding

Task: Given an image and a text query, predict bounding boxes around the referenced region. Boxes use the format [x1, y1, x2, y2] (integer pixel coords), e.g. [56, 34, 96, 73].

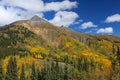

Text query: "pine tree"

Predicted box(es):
[117, 46, 120, 65]
[31, 62, 37, 80]
[20, 64, 26, 80]
[51, 61, 56, 80]
[77, 58, 82, 71]
[0, 61, 4, 80]
[59, 66, 64, 80]
[45, 65, 52, 80]
[111, 44, 116, 70]
[64, 64, 69, 80]
[12, 57, 18, 80]
[55, 60, 60, 79]
[112, 44, 115, 54]
[64, 56, 68, 63]
[40, 65, 47, 80]
[5, 56, 18, 80]
[37, 69, 42, 80]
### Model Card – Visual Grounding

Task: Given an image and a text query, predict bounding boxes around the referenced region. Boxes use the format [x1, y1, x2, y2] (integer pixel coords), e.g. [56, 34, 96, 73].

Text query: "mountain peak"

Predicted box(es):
[30, 15, 42, 21]
[29, 15, 47, 25]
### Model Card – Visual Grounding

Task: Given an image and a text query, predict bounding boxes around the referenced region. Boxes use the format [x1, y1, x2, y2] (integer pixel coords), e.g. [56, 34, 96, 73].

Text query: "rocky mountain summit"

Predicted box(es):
[29, 15, 48, 25]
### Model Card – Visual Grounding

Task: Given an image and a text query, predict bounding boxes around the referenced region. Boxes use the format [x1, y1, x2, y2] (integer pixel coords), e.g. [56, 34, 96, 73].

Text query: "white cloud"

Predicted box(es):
[0, 6, 43, 26]
[0, 6, 22, 25]
[0, 0, 44, 12]
[97, 27, 113, 34]
[0, 0, 77, 12]
[49, 11, 79, 27]
[0, 0, 78, 26]
[44, 0, 77, 11]
[81, 21, 97, 29]
[105, 14, 120, 23]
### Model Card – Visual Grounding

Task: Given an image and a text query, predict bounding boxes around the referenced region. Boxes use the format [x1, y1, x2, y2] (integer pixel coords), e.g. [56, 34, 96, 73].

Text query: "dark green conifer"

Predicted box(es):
[37, 68, 42, 80]
[31, 62, 37, 80]
[12, 57, 18, 80]
[112, 44, 115, 54]
[40, 66, 47, 80]
[0, 61, 4, 80]
[20, 64, 26, 80]
[64, 64, 69, 80]
[77, 58, 82, 71]
[117, 46, 120, 65]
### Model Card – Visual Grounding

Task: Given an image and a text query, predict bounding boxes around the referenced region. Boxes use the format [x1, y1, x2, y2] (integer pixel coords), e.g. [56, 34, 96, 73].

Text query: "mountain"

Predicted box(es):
[0, 15, 120, 80]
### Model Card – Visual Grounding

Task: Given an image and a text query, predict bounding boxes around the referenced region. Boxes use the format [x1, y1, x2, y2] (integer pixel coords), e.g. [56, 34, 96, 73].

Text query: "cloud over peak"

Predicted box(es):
[0, 0, 78, 26]
[49, 11, 79, 27]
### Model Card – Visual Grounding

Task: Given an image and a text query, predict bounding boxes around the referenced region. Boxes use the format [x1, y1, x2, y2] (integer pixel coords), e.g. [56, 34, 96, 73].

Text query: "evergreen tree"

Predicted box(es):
[112, 44, 115, 54]
[40, 65, 47, 80]
[45, 65, 52, 80]
[5, 56, 18, 80]
[111, 44, 117, 70]
[31, 62, 37, 80]
[59, 68, 65, 80]
[77, 58, 82, 71]
[117, 46, 120, 65]
[20, 64, 26, 80]
[64, 64, 69, 80]
[0, 61, 4, 80]
[51, 61, 56, 80]
[12, 57, 18, 80]
[55, 60, 60, 79]
[37, 69, 42, 80]
[64, 56, 68, 63]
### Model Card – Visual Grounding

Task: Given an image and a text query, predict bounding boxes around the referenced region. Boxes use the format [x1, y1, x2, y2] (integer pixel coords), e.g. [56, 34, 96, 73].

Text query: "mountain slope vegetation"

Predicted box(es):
[0, 15, 120, 80]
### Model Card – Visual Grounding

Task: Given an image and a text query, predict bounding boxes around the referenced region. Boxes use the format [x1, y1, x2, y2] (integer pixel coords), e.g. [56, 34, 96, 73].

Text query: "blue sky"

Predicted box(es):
[0, 0, 120, 37]
[71, 0, 120, 37]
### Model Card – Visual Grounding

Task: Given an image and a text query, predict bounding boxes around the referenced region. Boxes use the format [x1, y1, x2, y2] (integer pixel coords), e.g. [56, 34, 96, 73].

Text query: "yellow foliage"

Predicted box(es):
[58, 34, 67, 41]
[65, 42, 72, 48]
[55, 54, 61, 59]
[30, 47, 40, 53]
[3, 56, 9, 74]
[7, 45, 11, 48]
[29, 40, 37, 45]
[25, 45, 32, 49]
[35, 54, 43, 59]
[2, 55, 42, 78]
[77, 50, 112, 70]
[72, 55, 77, 58]
[25, 45, 49, 56]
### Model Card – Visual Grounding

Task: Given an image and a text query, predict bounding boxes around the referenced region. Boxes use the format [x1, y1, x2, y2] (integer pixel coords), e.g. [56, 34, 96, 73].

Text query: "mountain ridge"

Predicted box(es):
[0, 15, 120, 45]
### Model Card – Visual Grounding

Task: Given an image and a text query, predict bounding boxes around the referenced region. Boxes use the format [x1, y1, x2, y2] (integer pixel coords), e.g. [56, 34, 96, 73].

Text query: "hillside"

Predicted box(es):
[0, 15, 120, 80]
